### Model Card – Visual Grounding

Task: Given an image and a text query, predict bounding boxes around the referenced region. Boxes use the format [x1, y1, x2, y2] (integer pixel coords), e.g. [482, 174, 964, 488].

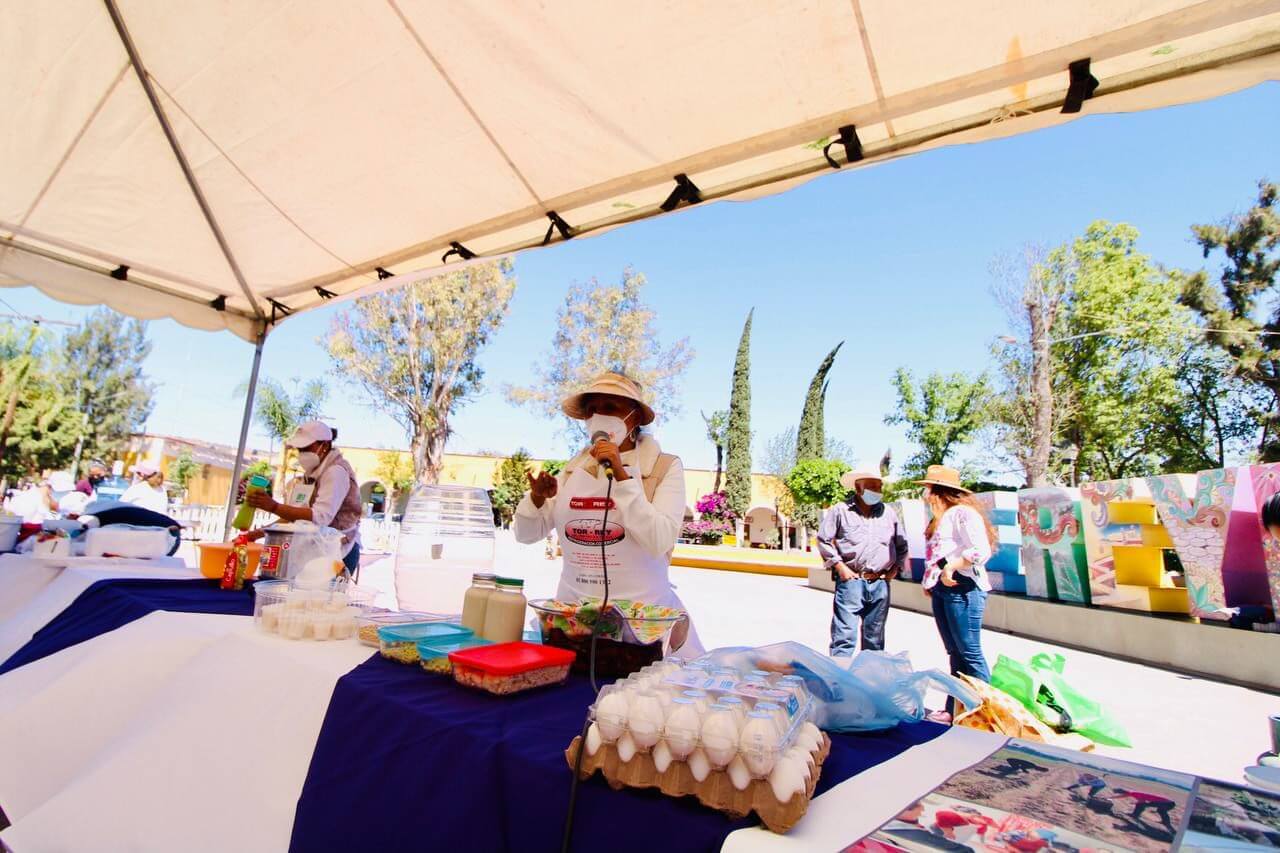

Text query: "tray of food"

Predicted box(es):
[528, 598, 687, 678]
[448, 641, 576, 695]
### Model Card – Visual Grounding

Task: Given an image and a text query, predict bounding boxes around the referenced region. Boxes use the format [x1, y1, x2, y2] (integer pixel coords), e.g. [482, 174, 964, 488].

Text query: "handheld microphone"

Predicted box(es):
[590, 430, 615, 478]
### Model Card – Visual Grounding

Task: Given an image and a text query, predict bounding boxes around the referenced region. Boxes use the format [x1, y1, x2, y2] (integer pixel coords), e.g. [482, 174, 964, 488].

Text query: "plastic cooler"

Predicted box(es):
[394, 485, 495, 614]
[448, 642, 575, 695]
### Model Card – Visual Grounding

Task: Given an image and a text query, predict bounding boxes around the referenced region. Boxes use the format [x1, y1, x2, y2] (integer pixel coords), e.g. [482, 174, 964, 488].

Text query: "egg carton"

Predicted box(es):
[587, 660, 817, 773]
[565, 729, 831, 834]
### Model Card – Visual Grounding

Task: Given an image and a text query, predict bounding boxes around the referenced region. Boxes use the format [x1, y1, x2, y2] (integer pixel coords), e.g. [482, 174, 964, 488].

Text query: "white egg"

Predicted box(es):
[727, 755, 752, 791]
[740, 715, 780, 776]
[628, 694, 664, 749]
[799, 722, 822, 751]
[595, 692, 628, 742]
[768, 755, 807, 803]
[687, 748, 712, 782]
[701, 713, 739, 768]
[585, 723, 603, 756]
[616, 732, 637, 763]
[783, 746, 813, 780]
[663, 702, 701, 759]
[652, 740, 673, 773]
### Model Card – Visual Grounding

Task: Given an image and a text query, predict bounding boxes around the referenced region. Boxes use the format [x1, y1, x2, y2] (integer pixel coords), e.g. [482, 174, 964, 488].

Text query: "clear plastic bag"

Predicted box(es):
[693, 643, 980, 732]
[283, 522, 345, 585]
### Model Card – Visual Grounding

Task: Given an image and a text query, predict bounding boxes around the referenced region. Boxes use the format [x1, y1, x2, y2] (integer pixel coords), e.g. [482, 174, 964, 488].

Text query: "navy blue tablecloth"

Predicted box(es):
[0, 578, 257, 675]
[290, 655, 945, 853]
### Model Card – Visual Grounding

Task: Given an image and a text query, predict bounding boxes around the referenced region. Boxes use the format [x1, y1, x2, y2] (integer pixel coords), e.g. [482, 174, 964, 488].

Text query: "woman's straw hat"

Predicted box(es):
[914, 464, 972, 494]
[561, 372, 656, 425]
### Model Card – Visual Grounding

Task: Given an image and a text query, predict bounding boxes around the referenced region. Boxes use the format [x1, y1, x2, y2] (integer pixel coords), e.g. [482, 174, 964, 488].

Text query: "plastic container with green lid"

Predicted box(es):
[417, 635, 492, 675]
[377, 622, 472, 664]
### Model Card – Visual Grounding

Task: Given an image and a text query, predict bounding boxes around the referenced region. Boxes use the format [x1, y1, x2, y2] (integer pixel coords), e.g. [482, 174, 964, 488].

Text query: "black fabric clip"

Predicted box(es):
[823, 125, 863, 169]
[659, 173, 703, 212]
[267, 298, 293, 325]
[109, 264, 129, 281]
[441, 241, 477, 263]
[314, 287, 336, 300]
[542, 211, 573, 245]
[1062, 58, 1099, 114]
[375, 267, 394, 280]
[209, 295, 227, 311]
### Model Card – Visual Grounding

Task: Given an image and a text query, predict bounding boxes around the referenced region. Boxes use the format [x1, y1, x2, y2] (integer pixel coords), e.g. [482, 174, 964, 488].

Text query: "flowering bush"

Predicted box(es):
[681, 519, 732, 545]
[695, 491, 738, 523]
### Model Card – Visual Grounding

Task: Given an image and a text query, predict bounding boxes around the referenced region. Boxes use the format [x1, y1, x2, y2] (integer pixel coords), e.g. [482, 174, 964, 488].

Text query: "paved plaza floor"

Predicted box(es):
[350, 531, 1276, 785]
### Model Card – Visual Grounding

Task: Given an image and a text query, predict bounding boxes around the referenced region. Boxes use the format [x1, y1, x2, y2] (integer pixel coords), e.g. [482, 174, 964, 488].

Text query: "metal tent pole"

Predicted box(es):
[223, 329, 267, 536]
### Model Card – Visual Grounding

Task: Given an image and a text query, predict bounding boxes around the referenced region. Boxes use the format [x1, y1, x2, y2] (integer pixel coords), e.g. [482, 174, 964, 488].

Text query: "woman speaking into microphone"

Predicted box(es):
[513, 372, 701, 654]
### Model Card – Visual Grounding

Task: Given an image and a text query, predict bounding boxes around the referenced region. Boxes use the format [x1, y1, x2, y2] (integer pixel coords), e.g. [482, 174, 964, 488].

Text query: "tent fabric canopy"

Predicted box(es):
[3, 0, 1280, 342]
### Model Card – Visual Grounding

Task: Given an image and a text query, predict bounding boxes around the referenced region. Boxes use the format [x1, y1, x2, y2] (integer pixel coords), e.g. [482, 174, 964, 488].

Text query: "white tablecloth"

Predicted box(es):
[0, 555, 198, 664]
[0, 611, 372, 853]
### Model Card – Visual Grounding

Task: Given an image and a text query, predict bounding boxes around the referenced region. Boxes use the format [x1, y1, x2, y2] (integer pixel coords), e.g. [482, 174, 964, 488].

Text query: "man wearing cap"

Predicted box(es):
[514, 371, 702, 655]
[246, 420, 364, 575]
[816, 463, 906, 656]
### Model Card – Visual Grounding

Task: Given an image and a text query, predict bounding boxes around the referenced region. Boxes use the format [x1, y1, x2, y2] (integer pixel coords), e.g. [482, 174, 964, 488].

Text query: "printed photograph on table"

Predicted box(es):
[847, 740, 1195, 853]
[1182, 779, 1280, 851]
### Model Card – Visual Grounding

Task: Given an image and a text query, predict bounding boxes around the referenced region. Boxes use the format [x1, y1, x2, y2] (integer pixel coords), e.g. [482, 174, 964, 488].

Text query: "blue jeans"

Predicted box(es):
[830, 577, 889, 657]
[930, 575, 990, 684]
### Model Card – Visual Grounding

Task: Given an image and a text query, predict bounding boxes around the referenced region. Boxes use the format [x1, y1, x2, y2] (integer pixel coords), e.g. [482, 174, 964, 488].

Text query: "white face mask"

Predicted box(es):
[298, 451, 323, 474]
[860, 490, 883, 506]
[585, 413, 631, 446]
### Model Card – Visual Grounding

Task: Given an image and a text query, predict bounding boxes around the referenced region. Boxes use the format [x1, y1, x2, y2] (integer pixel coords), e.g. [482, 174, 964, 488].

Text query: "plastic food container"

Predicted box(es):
[528, 598, 686, 678]
[449, 641, 575, 695]
[377, 622, 472, 664]
[254, 579, 376, 640]
[356, 610, 453, 647]
[417, 636, 492, 675]
[197, 541, 265, 579]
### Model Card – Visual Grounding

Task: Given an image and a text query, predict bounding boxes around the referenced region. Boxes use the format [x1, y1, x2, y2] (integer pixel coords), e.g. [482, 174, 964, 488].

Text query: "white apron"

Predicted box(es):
[552, 462, 703, 655]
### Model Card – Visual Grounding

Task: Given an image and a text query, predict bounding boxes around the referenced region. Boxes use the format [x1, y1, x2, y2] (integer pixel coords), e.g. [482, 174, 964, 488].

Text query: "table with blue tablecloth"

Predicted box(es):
[0, 576, 985, 852]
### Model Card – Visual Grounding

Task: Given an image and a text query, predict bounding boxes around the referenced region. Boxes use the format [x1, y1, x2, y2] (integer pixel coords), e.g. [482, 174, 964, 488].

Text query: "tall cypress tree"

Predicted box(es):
[796, 343, 843, 462]
[724, 310, 753, 516]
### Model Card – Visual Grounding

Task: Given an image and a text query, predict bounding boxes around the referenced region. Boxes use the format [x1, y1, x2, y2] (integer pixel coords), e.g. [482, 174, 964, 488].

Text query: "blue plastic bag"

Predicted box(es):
[693, 643, 979, 732]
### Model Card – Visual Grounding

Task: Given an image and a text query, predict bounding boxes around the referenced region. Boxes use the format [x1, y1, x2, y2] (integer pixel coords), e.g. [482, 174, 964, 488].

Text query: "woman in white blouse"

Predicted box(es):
[917, 465, 998, 716]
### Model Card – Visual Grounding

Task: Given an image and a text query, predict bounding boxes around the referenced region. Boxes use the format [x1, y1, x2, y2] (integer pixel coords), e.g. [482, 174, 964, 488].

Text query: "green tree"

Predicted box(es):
[239, 377, 327, 492]
[796, 343, 843, 463]
[785, 458, 850, 509]
[491, 449, 532, 526]
[61, 307, 154, 468]
[0, 323, 78, 484]
[724, 310, 753, 516]
[1051, 222, 1190, 479]
[1177, 181, 1280, 460]
[886, 368, 989, 477]
[1154, 348, 1264, 471]
[374, 449, 415, 517]
[701, 409, 729, 492]
[505, 267, 693, 440]
[166, 449, 201, 498]
[326, 259, 517, 483]
[761, 426, 855, 478]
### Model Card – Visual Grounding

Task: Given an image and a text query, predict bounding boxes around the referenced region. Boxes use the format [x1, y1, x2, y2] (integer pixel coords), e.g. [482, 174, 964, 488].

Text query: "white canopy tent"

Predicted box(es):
[3, 0, 1279, 521]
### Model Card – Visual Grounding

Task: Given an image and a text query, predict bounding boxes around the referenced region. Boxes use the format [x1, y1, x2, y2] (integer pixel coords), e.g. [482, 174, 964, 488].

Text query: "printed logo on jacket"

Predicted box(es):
[563, 518, 626, 547]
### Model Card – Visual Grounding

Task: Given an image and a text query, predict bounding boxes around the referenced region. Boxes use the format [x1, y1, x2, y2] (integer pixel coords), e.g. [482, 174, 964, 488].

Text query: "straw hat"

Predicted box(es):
[561, 372, 656, 425]
[915, 464, 971, 494]
[839, 463, 883, 491]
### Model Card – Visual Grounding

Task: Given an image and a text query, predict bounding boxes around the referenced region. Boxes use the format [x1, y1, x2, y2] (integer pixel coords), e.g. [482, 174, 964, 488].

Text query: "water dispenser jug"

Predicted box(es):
[395, 484, 496, 613]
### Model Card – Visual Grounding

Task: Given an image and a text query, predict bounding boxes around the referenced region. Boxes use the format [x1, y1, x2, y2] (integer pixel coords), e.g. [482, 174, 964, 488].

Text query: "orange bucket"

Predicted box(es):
[197, 541, 265, 580]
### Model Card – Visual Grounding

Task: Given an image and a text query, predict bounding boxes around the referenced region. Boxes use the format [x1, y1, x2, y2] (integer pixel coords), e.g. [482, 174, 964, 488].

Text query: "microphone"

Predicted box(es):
[590, 431, 615, 478]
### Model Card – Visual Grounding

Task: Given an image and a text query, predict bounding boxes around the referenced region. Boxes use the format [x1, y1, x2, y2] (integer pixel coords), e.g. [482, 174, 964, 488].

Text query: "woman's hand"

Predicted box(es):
[588, 440, 630, 480]
[526, 471, 558, 508]
[245, 490, 277, 513]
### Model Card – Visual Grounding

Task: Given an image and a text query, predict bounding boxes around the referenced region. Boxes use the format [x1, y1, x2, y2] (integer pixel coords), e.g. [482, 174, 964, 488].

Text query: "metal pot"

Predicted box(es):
[258, 525, 299, 580]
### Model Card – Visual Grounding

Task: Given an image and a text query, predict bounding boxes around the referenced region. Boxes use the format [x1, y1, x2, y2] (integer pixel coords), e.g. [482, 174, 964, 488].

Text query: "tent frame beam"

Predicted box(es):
[223, 330, 267, 536]
[102, 0, 265, 321]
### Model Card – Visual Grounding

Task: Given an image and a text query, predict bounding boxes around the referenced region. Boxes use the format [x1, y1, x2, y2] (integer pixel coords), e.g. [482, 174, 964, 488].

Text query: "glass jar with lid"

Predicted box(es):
[461, 573, 498, 634]
[481, 577, 527, 643]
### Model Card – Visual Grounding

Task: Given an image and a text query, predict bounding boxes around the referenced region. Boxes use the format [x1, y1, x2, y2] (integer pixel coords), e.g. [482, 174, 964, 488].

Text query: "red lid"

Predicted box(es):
[448, 641, 575, 676]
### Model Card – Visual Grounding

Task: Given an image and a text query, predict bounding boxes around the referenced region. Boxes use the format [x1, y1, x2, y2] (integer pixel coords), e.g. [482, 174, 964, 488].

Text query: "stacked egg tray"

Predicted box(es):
[565, 659, 831, 833]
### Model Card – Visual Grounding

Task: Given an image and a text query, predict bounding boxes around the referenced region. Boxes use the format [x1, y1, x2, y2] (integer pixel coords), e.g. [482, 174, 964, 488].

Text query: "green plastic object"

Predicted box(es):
[232, 473, 272, 531]
[990, 652, 1132, 747]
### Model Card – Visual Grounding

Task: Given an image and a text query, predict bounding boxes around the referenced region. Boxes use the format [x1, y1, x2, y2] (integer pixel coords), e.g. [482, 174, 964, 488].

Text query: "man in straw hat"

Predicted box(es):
[816, 462, 906, 656]
[514, 371, 701, 655]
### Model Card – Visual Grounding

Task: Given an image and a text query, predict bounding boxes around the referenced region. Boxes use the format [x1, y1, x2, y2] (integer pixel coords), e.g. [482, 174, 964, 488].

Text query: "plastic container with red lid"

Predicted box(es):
[448, 641, 576, 695]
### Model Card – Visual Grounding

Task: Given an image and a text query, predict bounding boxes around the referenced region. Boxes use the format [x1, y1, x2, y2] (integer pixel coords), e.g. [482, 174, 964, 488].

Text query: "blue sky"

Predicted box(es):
[3, 83, 1276, 474]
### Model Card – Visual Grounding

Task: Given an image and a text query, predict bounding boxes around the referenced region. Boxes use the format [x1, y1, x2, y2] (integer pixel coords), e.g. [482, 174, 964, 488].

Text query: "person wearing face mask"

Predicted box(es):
[246, 420, 363, 575]
[816, 463, 906, 656]
[74, 461, 109, 500]
[513, 372, 701, 655]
